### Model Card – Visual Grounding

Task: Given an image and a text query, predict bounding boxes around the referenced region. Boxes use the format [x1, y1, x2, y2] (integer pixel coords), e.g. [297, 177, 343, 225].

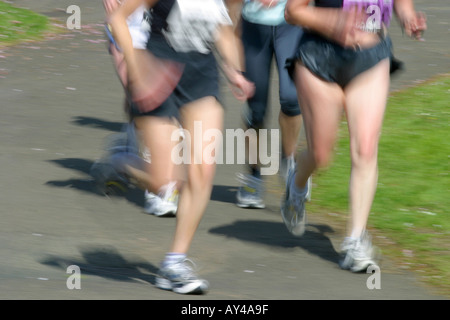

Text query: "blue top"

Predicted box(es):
[242, 0, 287, 26]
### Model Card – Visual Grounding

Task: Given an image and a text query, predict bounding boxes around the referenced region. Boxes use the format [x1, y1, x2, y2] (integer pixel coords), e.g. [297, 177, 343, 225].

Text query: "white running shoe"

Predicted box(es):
[339, 231, 380, 272]
[144, 182, 178, 217]
[156, 258, 209, 295]
[144, 189, 177, 217]
[236, 173, 265, 209]
[280, 154, 296, 184]
[281, 168, 309, 237]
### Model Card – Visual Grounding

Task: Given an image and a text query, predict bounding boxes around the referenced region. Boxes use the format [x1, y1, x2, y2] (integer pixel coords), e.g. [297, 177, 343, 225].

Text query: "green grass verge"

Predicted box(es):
[0, 1, 51, 46]
[310, 74, 450, 295]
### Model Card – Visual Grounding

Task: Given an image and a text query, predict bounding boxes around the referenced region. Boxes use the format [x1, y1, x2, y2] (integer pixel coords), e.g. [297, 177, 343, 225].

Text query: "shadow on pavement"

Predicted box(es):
[209, 220, 339, 264]
[210, 185, 238, 204]
[45, 158, 145, 208]
[40, 245, 158, 285]
[71, 116, 125, 132]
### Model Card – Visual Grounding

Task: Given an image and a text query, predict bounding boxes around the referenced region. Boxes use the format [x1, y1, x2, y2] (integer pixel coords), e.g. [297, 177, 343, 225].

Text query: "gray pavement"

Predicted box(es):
[0, 0, 448, 300]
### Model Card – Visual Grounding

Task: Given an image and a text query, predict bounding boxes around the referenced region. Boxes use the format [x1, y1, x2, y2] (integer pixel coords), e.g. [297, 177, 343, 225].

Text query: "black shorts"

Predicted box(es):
[286, 32, 393, 88]
[129, 35, 220, 119]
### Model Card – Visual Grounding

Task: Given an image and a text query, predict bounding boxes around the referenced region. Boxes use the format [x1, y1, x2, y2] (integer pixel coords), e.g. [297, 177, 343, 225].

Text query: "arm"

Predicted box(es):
[394, 0, 426, 40]
[285, 0, 362, 47]
[215, 23, 255, 101]
[108, 0, 157, 86]
[215, 1, 254, 101]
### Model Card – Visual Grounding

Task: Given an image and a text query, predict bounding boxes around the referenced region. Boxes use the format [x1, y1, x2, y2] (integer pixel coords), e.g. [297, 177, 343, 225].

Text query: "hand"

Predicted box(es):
[229, 72, 255, 102]
[402, 11, 427, 41]
[103, 0, 120, 15]
[329, 7, 365, 48]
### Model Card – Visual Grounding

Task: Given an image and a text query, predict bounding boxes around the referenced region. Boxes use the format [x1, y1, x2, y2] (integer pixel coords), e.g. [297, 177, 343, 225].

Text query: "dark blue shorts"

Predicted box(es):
[286, 32, 393, 88]
[129, 35, 220, 119]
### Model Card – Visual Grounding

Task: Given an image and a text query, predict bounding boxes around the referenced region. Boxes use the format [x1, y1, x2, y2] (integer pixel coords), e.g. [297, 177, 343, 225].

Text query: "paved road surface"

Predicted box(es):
[0, 0, 448, 301]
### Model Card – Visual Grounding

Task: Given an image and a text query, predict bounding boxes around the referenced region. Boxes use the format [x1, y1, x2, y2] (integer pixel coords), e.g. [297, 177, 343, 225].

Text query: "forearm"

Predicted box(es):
[215, 24, 245, 78]
[394, 0, 416, 23]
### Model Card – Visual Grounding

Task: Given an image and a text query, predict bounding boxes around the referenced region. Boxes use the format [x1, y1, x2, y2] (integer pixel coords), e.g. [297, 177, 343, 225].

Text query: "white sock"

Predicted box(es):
[350, 229, 364, 240]
[162, 252, 186, 267]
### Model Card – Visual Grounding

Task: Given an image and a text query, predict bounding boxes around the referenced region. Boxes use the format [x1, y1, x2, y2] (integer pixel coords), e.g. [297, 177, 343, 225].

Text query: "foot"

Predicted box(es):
[236, 173, 265, 209]
[339, 231, 380, 272]
[155, 258, 209, 294]
[281, 168, 309, 237]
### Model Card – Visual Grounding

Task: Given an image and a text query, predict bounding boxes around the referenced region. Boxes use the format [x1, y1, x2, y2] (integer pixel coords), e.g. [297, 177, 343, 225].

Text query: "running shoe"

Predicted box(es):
[90, 123, 138, 195]
[144, 188, 178, 217]
[90, 160, 129, 195]
[236, 173, 265, 209]
[339, 231, 380, 272]
[155, 258, 209, 294]
[281, 168, 308, 237]
[279, 154, 296, 184]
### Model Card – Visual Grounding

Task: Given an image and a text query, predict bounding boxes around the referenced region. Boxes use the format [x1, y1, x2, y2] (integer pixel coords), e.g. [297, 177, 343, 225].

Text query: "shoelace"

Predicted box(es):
[343, 232, 374, 260]
[169, 258, 199, 281]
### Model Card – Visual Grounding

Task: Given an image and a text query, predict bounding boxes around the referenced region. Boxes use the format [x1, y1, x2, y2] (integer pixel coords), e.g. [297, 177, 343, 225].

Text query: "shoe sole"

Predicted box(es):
[236, 202, 265, 209]
[156, 277, 209, 295]
[236, 194, 265, 209]
[146, 209, 177, 217]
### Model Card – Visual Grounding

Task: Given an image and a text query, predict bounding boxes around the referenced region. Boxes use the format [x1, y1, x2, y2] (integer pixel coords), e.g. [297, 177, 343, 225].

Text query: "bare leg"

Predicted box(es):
[169, 97, 224, 254]
[132, 116, 181, 193]
[344, 59, 390, 238]
[293, 63, 345, 189]
[279, 112, 302, 157]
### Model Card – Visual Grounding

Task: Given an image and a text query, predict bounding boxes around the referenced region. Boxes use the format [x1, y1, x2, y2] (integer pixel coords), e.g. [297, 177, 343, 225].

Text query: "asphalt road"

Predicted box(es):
[0, 0, 448, 301]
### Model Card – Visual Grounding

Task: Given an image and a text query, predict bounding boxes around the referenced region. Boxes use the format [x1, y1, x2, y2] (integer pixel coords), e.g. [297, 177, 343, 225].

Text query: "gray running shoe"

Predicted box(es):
[281, 168, 308, 237]
[236, 173, 265, 209]
[339, 231, 379, 272]
[90, 160, 129, 195]
[156, 258, 209, 294]
[280, 155, 296, 184]
[90, 123, 138, 195]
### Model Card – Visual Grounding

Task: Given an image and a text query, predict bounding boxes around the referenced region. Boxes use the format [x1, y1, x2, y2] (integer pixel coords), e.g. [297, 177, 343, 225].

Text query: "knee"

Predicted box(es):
[187, 163, 216, 191]
[280, 103, 301, 117]
[351, 139, 379, 167]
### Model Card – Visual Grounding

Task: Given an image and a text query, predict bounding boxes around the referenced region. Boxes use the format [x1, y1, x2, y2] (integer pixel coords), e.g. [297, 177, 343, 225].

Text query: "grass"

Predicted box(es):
[309, 74, 450, 296]
[0, 1, 51, 46]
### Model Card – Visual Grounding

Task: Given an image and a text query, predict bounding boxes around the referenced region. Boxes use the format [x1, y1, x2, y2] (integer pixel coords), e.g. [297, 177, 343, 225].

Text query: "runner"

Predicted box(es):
[234, 0, 307, 209]
[282, 0, 426, 271]
[97, 0, 254, 294]
[97, 0, 177, 216]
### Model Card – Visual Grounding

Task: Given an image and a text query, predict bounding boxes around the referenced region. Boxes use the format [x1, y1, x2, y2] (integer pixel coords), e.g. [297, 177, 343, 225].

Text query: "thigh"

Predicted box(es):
[344, 59, 390, 157]
[295, 63, 345, 153]
[180, 97, 224, 168]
